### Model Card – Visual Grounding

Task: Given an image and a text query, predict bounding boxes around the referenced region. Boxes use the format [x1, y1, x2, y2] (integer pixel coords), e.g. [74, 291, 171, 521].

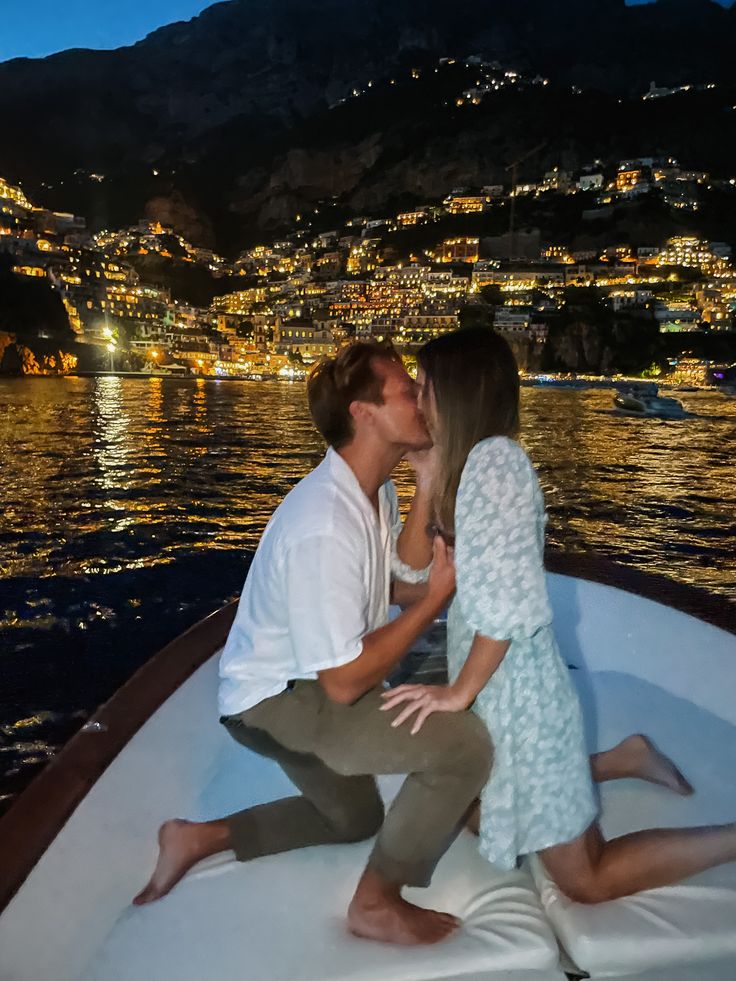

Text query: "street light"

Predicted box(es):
[107, 341, 116, 373]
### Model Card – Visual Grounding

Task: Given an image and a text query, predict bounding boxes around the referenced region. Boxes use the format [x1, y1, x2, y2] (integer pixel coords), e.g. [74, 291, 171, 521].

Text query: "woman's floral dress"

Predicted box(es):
[448, 436, 597, 870]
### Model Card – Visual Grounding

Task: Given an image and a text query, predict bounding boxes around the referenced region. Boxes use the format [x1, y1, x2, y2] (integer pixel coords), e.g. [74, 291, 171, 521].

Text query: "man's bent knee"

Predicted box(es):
[324, 796, 385, 844]
[449, 712, 494, 787]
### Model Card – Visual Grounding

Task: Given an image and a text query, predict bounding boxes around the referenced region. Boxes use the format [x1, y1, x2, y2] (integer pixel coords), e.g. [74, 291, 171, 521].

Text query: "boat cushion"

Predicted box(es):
[529, 669, 736, 978]
[84, 761, 566, 981]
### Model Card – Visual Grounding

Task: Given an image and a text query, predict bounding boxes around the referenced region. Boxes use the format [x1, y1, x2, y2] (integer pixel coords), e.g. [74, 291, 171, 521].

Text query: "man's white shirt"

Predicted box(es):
[218, 447, 426, 717]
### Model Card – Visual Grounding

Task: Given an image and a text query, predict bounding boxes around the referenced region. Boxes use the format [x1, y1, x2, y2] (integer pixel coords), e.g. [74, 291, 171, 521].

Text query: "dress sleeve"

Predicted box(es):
[283, 532, 367, 673]
[384, 480, 431, 584]
[455, 438, 552, 642]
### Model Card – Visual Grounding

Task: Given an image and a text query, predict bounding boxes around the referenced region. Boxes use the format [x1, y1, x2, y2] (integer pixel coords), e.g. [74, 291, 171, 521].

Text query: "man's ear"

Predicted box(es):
[349, 399, 375, 428]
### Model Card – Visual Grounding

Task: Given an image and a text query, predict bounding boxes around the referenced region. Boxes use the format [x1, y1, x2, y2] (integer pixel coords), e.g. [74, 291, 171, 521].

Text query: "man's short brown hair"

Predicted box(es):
[307, 340, 401, 448]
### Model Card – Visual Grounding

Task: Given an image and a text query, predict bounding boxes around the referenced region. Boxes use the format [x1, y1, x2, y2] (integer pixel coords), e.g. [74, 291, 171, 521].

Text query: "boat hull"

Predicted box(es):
[0, 555, 734, 980]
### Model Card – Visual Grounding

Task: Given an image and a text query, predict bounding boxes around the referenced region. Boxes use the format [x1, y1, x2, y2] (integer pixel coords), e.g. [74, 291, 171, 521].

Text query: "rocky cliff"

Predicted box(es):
[1, 0, 735, 249]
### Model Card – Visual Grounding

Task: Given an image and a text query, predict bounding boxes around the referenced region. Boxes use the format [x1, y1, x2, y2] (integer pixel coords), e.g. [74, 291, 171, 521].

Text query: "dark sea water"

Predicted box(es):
[1, 376, 735, 813]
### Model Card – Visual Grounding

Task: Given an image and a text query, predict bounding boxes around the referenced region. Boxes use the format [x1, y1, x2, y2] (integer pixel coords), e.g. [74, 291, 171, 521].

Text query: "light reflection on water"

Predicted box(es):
[0, 376, 734, 811]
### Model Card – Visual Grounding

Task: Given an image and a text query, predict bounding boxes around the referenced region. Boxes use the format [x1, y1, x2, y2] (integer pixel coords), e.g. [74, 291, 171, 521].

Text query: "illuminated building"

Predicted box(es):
[608, 289, 653, 312]
[375, 265, 451, 288]
[171, 303, 216, 332]
[654, 300, 701, 332]
[513, 182, 541, 197]
[0, 177, 34, 212]
[695, 286, 732, 330]
[494, 308, 531, 330]
[12, 264, 46, 278]
[637, 247, 660, 263]
[432, 237, 480, 264]
[346, 239, 381, 275]
[656, 237, 731, 273]
[396, 210, 431, 226]
[540, 168, 572, 193]
[274, 317, 336, 362]
[600, 245, 636, 264]
[541, 246, 574, 264]
[474, 263, 566, 289]
[577, 173, 604, 191]
[314, 251, 343, 276]
[444, 194, 489, 215]
[667, 357, 717, 385]
[216, 313, 243, 337]
[616, 169, 643, 192]
[94, 222, 229, 274]
[566, 263, 636, 287]
[397, 313, 458, 344]
[212, 287, 269, 315]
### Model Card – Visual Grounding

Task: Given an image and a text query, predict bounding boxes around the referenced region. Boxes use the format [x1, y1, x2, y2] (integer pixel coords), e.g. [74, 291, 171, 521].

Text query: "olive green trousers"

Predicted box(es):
[221, 680, 493, 887]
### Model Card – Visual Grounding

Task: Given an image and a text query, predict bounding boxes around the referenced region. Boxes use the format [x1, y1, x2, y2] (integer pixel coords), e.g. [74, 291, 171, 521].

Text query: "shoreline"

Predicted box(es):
[0, 371, 717, 392]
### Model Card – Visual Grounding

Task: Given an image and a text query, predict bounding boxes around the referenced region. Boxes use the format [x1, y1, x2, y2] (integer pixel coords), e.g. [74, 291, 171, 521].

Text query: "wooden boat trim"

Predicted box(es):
[0, 601, 237, 914]
[544, 550, 736, 636]
[0, 551, 733, 915]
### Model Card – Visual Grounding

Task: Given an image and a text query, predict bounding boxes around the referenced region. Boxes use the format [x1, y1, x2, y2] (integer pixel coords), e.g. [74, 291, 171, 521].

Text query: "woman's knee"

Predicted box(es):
[555, 872, 617, 904]
[540, 824, 609, 903]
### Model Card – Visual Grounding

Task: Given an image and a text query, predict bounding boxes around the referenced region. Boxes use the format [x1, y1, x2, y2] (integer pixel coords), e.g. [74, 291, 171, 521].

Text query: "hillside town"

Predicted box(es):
[2, 146, 735, 384]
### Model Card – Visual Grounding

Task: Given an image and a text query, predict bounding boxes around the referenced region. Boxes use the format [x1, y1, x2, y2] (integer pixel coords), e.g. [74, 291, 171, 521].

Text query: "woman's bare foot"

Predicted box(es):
[132, 818, 231, 905]
[627, 734, 694, 795]
[348, 868, 458, 945]
[594, 734, 694, 796]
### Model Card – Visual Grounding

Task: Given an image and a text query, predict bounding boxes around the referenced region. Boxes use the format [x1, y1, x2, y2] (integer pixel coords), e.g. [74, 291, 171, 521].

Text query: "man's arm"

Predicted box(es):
[379, 633, 511, 735]
[319, 536, 453, 704]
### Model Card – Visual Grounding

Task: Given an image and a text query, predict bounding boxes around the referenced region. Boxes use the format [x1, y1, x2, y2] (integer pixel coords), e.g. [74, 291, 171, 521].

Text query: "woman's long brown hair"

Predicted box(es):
[417, 327, 521, 534]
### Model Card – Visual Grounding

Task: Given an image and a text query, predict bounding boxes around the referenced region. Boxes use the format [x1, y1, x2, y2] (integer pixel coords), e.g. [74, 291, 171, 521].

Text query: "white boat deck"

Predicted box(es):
[0, 573, 735, 980]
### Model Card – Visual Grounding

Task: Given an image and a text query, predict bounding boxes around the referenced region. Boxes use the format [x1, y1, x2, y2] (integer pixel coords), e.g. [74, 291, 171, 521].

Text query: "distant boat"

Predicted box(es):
[531, 375, 591, 389]
[1, 554, 735, 981]
[613, 383, 687, 418]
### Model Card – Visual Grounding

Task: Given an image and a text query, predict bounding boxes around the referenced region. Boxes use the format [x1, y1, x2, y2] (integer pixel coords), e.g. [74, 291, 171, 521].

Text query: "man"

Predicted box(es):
[134, 341, 493, 945]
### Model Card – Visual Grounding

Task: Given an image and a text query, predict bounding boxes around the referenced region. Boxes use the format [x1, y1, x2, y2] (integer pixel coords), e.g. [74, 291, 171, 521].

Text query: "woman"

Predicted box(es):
[383, 327, 736, 903]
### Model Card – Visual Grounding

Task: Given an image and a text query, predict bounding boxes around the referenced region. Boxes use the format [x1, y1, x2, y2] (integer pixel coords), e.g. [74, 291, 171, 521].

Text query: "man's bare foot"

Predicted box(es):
[132, 818, 230, 906]
[348, 869, 458, 945]
[621, 734, 694, 796]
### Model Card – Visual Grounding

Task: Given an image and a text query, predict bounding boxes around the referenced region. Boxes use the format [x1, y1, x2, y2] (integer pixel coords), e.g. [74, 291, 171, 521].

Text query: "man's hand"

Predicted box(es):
[380, 684, 468, 735]
[426, 535, 455, 606]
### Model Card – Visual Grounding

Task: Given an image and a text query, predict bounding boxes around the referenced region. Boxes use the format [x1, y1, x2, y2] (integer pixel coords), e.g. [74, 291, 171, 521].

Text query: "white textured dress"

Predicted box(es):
[448, 436, 597, 870]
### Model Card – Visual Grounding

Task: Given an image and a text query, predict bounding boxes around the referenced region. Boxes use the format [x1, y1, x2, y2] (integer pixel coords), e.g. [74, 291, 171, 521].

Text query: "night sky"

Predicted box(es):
[0, 1, 215, 62]
[0, 0, 731, 63]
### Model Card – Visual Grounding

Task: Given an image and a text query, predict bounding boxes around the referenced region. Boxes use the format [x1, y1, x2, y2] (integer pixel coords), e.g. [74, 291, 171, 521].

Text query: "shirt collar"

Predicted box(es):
[326, 446, 388, 522]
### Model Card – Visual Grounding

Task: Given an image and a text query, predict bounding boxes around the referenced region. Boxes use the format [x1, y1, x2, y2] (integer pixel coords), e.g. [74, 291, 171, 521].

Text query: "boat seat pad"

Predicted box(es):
[529, 669, 736, 978]
[84, 761, 566, 981]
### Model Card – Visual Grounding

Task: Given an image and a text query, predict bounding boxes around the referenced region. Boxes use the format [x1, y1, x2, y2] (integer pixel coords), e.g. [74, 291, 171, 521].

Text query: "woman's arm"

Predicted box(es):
[380, 631, 510, 734]
[391, 580, 429, 607]
[395, 448, 437, 571]
[452, 632, 510, 705]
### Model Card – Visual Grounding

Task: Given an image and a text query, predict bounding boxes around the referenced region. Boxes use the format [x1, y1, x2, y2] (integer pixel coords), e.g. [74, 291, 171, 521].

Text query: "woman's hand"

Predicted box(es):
[380, 683, 468, 735]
